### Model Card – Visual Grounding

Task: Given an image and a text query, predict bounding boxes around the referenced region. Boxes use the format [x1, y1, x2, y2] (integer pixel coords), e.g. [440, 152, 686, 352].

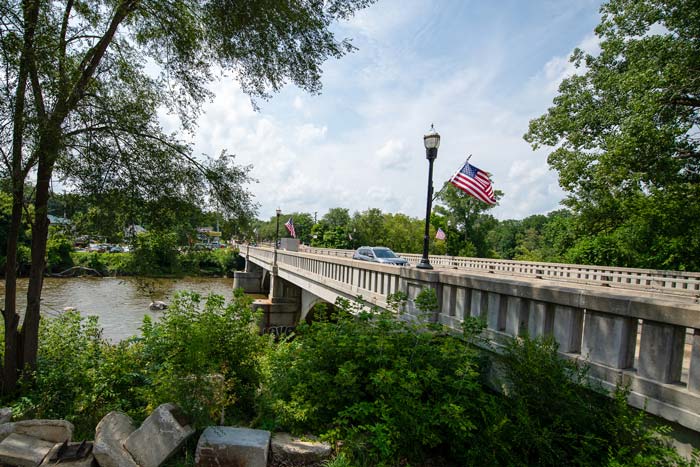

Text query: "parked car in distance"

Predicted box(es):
[352, 246, 409, 266]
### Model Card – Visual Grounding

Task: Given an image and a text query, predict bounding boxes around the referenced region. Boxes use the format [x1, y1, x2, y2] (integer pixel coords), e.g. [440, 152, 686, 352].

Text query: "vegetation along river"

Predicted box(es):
[0, 277, 246, 341]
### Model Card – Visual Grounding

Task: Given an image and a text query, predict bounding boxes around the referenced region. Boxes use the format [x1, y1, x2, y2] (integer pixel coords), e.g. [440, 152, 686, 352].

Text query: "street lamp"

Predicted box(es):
[273, 208, 281, 269]
[417, 124, 440, 270]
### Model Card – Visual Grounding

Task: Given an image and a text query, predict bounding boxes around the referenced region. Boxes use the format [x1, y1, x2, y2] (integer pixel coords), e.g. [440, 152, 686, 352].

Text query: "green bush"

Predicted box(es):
[46, 235, 74, 273]
[130, 231, 180, 275]
[263, 295, 497, 466]
[179, 248, 241, 276]
[139, 290, 268, 426]
[496, 335, 694, 467]
[71, 251, 135, 275]
[11, 311, 149, 438]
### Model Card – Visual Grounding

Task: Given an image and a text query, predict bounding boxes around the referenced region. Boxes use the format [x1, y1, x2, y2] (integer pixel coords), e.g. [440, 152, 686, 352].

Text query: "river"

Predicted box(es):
[0, 277, 241, 341]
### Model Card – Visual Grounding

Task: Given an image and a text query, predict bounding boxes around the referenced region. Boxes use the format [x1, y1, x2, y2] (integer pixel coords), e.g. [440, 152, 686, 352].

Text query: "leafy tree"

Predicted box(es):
[322, 207, 351, 228]
[351, 208, 386, 248]
[435, 183, 502, 257]
[383, 213, 424, 254]
[525, 0, 700, 270]
[0, 0, 376, 392]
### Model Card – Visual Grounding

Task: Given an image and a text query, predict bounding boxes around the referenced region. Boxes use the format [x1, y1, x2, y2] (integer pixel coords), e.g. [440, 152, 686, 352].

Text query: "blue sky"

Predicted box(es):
[172, 0, 604, 221]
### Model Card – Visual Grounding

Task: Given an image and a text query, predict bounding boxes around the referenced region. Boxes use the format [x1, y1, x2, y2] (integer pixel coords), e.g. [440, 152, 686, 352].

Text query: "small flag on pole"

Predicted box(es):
[285, 218, 296, 238]
[435, 228, 446, 240]
[450, 161, 496, 205]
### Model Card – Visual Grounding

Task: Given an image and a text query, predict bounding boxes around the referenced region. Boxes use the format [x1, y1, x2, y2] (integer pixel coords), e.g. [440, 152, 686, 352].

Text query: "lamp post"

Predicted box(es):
[417, 124, 440, 270]
[273, 208, 281, 269]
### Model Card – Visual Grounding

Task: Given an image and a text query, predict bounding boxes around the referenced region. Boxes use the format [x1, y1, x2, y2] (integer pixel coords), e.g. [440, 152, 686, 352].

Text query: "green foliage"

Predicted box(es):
[46, 234, 75, 273]
[11, 311, 149, 438]
[524, 0, 700, 270]
[72, 252, 136, 275]
[435, 183, 502, 258]
[179, 248, 240, 277]
[4, 291, 268, 437]
[496, 336, 694, 467]
[130, 232, 180, 275]
[139, 291, 268, 426]
[263, 294, 495, 466]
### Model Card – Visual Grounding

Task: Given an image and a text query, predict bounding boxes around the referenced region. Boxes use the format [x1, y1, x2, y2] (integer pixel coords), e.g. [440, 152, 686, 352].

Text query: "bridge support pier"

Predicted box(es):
[233, 261, 265, 294]
[253, 271, 301, 333]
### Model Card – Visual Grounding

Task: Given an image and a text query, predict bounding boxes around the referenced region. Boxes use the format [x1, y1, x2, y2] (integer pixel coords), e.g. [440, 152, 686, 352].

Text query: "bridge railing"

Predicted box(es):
[244, 245, 700, 433]
[299, 246, 700, 296]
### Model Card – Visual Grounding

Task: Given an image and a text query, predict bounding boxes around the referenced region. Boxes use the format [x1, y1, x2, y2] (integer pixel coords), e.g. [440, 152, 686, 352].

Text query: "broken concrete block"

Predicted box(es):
[124, 403, 194, 467]
[270, 433, 332, 466]
[41, 441, 95, 467]
[0, 423, 16, 442]
[14, 420, 74, 443]
[195, 426, 270, 467]
[0, 408, 13, 424]
[0, 433, 56, 467]
[93, 412, 138, 467]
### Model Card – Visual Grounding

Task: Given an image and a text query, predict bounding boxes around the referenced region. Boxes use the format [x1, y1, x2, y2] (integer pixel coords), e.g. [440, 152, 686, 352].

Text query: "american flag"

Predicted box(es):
[435, 228, 446, 240]
[285, 217, 296, 238]
[450, 162, 496, 205]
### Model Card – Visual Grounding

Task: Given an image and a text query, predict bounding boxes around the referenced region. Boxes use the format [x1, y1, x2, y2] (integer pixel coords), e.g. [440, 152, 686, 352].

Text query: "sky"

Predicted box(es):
[163, 0, 604, 222]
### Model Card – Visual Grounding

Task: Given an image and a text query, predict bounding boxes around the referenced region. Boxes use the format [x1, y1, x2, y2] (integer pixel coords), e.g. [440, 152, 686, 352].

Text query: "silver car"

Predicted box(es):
[352, 246, 409, 266]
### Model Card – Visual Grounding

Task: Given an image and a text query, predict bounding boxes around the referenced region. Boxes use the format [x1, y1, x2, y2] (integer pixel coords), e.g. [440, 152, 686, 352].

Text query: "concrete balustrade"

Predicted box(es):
[300, 245, 700, 296]
[241, 245, 700, 433]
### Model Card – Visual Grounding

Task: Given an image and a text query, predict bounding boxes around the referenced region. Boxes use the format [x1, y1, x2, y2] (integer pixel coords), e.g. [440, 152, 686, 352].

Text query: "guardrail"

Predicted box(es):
[299, 246, 700, 297]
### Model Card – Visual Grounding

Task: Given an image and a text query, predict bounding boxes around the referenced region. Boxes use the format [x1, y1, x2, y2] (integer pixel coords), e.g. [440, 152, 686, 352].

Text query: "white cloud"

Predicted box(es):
[296, 123, 328, 145]
[167, 2, 604, 222]
[375, 139, 407, 170]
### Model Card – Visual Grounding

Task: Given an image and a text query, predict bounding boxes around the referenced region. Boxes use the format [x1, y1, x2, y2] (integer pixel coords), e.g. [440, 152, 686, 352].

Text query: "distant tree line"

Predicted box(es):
[252, 177, 698, 271]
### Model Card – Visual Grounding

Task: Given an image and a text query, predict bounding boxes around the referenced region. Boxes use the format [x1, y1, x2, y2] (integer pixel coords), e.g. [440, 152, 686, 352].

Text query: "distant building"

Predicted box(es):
[48, 215, 72, 233]
[196, 227, 222, 246]
[47, 214, 71, 226]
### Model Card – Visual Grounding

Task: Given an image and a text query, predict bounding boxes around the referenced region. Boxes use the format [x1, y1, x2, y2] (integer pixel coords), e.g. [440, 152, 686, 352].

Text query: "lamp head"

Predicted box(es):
[276, 208, 281, 216]
[424, 124, 440, 150]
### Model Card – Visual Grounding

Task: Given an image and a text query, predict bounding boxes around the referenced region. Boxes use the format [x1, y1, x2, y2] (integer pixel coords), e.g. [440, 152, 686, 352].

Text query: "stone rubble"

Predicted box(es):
[40, 442, 96, 467]
[0, 433, 56, 467]
[195, 426, 270, 467]
[0, 406, 333, 467]
[123, 403, 195, 467]
[93, 411, 139, 467]
[270, 433, 331, 467]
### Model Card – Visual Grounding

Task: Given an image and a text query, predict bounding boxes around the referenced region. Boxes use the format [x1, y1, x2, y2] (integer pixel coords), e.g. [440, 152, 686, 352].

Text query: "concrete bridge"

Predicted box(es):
[235, 244, 700, 436]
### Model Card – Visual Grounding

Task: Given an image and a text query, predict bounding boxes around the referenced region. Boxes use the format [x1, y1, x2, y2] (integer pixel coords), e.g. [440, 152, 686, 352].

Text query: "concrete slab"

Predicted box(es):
[195, 427, 270, 467]
[0, 433, 55, 467]
[124, 403, 195, 467]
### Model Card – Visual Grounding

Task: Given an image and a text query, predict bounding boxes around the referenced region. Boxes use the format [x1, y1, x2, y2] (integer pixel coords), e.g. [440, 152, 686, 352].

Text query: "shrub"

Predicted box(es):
[46, 234, 74, 273]
[263, 295, 498, 466]
[11, 311, 149, 438]
[179, 248, 241, 277]
[496, 335, 695, 467]
[139, 289, 268, 426]
[130, 231, 180, 275]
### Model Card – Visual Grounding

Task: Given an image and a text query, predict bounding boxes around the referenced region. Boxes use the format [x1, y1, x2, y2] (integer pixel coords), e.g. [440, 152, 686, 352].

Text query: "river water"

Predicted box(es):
[0, 277, 238, 341]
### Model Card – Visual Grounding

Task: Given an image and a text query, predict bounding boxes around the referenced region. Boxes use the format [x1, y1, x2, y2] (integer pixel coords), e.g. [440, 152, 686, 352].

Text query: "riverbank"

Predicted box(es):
[66, 249, 244, 278]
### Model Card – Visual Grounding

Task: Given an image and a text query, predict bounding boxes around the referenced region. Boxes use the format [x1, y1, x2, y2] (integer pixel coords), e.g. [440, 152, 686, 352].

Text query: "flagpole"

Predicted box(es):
[432, 155, 472, 202]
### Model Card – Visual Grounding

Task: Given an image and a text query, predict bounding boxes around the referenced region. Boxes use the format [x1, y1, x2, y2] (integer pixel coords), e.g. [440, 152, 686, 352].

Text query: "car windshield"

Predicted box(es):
[373, 248, 397, 258]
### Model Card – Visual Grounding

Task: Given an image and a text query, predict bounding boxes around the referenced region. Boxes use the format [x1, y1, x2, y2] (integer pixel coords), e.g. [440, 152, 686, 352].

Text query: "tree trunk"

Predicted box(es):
[21, 149, 56, 373]
[3, 0, 35, 392]
[3, 186, 24, 393]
